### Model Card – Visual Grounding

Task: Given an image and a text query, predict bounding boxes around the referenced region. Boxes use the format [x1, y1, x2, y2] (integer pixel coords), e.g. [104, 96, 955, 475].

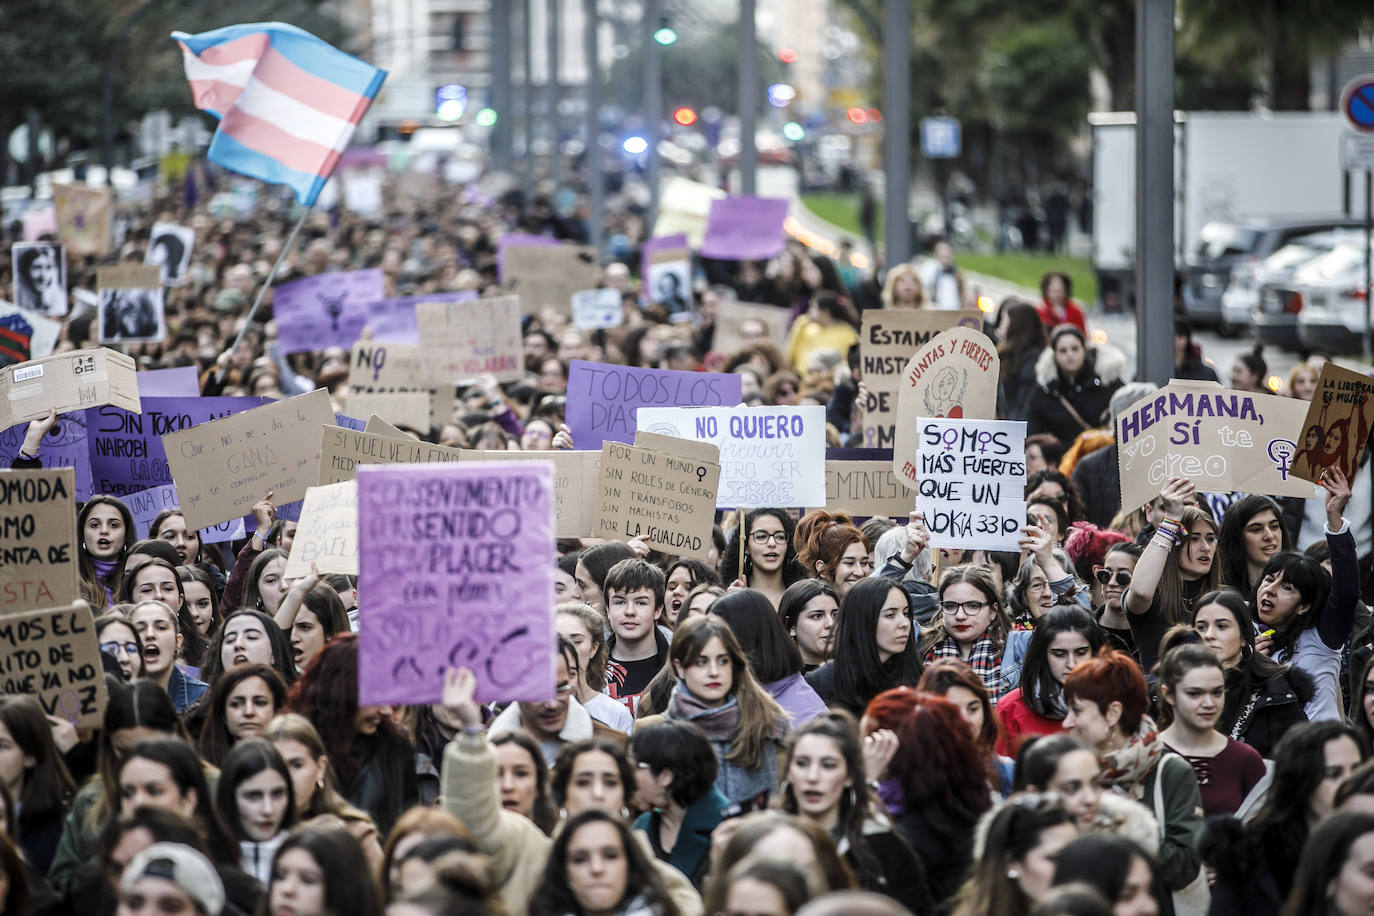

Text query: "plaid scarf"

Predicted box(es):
[925, 634, 1009, 701]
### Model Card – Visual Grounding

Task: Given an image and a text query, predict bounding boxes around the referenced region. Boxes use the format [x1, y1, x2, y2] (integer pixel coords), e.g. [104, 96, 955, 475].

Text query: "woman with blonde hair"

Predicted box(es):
[881, 263, 926, 309]
[263, 712, 384, 880]
[557, 601, 634, 733]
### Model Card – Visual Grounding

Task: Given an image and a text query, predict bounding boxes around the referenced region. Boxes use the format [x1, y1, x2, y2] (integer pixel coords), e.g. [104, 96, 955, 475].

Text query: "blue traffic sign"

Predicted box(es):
[920, 117, 961, 158]
[1341, 76, 1374, 133]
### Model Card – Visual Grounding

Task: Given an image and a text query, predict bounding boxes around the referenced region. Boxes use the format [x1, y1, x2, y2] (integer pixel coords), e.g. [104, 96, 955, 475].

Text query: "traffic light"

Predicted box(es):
[846, 107, 868, 124]
[653, 16, 677, 45]
[434, 84, 468, 122]
[672, 107, 698, 127]
[623, 136, 649, 154]
[778, 47, 798, 64]
[475, 107, 498, 127]
[782, 122, 805, 141]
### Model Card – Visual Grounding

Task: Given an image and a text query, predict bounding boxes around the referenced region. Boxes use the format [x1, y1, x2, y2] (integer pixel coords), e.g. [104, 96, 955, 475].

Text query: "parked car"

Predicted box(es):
[1182, 217, 1364, 334]
[1238, 231, 1360, 348]
[1294, 241, 1374, 355]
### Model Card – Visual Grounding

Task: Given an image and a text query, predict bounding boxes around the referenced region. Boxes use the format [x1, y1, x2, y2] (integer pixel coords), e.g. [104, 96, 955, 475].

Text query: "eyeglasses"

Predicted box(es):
[1094, 569, 1132, 587]
[100, 641, 139, 657]
[750, 531, 788, 545]
[939, 600, 989, 617]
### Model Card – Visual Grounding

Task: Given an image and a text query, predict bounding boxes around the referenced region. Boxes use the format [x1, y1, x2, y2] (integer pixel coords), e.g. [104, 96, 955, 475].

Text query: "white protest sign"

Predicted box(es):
[571, 288, 624, 330]
[636, 405, 826, 508]
[915, 417, 1027, 551]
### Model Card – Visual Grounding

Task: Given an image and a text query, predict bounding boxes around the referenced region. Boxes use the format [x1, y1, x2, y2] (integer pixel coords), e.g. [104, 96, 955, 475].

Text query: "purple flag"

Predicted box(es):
[137, 366, 200, 398]
[368, 290, 478, 345]
[565, 359, 743, 448]
[698, 196, 790, 261]
[357, 462, 556, 705]
[87, 397, 264, 496]
[274, 269, 386, 354]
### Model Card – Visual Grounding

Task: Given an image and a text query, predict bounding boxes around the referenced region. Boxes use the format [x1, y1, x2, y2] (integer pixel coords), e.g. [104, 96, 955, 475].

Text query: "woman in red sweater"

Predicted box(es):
[996, 605, 1106, 755]
[1035, 271, 1087, 333]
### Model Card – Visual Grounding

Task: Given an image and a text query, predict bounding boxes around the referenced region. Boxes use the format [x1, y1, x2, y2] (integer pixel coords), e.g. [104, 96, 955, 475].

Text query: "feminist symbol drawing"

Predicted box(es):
[319, 292, 347, 332]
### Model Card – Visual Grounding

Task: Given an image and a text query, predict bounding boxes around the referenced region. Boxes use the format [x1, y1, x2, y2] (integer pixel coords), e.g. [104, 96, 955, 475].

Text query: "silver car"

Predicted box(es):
[1294, 241, 1374, 355]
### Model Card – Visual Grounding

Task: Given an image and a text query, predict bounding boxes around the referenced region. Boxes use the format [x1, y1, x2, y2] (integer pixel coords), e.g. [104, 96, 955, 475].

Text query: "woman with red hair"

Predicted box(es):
[288, 634, 418, 836]
[794, 510, 872, 600]
[1062, 649, 1205, 910]
[862, 687, 993, 909]
[916, 658, 1015, 796]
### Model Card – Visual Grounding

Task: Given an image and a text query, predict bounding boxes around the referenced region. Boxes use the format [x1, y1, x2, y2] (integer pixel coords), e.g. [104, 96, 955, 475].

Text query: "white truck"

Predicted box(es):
[1090, 111, 1353, 315]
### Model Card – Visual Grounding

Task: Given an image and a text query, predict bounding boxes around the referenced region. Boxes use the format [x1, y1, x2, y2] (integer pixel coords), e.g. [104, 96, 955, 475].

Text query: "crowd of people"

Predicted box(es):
[0, 167, 1372, 916]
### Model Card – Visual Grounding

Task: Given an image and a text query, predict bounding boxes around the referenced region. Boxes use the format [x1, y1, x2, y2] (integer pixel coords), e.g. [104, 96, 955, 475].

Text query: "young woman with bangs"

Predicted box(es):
[1191, 588, 1311, 759]
[916, 566, 1014, 702]
[77, 495, 134, 609]
[1124, 478, 1221, 670]
[719, 508, 808, 609]
[777, 710, 932, 911]
[177, 565, 222, 639]
[1216, 495, 1292, 595]
[794, 510, 872, 601]
[996, 605, 1106, 756]
[807, 577, 924, 718]
[122, 559, 207, 669]
[1249, 465, 1357, 723]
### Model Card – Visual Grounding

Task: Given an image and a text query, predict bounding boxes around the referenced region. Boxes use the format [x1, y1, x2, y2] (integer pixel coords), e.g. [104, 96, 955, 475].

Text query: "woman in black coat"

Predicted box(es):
[1026, 325, 1125, 446]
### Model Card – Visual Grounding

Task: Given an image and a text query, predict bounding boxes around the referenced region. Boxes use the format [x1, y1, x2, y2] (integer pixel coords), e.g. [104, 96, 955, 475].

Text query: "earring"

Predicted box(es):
[620, 805, 630, 819]
[1008, 869, 1020, 880]
[559, 807, 568, 820]
[844, 785, 857, 810]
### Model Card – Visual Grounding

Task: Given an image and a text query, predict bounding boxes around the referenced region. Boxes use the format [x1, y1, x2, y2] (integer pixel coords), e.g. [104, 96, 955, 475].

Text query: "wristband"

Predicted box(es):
[254, 528, 272, 541]
[1161, 516, 1182, 529]
[891, 554, 914, 570]
[462, 724, 485, 736]
[16, 450, 34, 461]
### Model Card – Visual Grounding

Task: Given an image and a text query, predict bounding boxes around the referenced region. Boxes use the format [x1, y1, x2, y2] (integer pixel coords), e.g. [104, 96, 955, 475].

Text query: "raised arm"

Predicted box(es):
[1124, 477, 1193, 616]
[1318, 466, 1358, 650]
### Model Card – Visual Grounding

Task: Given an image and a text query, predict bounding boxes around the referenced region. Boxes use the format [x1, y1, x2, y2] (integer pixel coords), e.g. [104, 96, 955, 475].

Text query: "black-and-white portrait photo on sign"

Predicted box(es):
[145, 222, 195, 287]
[11, 243, 68, 317]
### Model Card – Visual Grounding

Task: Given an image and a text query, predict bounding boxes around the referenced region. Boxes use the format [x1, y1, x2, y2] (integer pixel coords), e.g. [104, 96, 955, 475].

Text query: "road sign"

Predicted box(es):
[1344, 133, 1374, 171]
[1341, 75, 1374, 133]
[920, 117, 961, 158]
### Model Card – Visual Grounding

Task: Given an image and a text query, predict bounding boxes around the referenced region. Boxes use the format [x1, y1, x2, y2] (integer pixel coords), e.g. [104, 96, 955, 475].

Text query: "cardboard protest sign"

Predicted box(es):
[0, 348, 139, 430]
[698, 196, 790, 261]
[566, 359, 743, 449]
[349, 342, 425, 391]
[367, 291, 478, 346]
[21, 207, 56, 242]
[811, 461, 911, 519]
[593, 439, 719, 560]
[637, 404, 827, 508]
[344, 391, 431, 432]
[123, 483, 245, 545]
[460, 449, 600, 538]
[415, 296, 522, 384]
[97, 266, 165, 344]
[0, 599, 106, 727]
[52, 184, 112, 257]
[1292, 363, 1374, 485]
[0, 468, 78, 612]
[500, 240, 598, 315]
[89, 396, 263, 496]
[284, 481, 358, 578]
[162, 389, 335, 530]
[915, 418, 1027, 551]
[1115, 381, 1314, 512]
[318, 426, 464, 485]
[0, 412, 90, 500]
[273, 270, 386, 355]
[11, 243, 68, 317]
[862, 309, 984, 449]
[356, 462, 557, 705]
[714, 302, 791, 354]
[893, 326, 1000, 489]
[0, 301, 61, 368]
[136, 367, 200, 399]
[363, 415, 409, 438]
[145, 223, 195, 286]
[642, 235, 693, 323]
[571, 288, 624, 330]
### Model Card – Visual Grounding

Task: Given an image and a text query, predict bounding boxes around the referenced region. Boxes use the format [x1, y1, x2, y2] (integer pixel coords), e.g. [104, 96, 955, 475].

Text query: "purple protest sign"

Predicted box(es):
[137, 367, 200, 398]
[87, 397, 264, 496]
[357, 462, 556, 706]
[0, 413, 91, 500]
[698, 196, 790, 261]
[274, 269, 386, 354]
[565, 359, 743, 448]
[367, 291, 478, 345]
[124, 483, 245, 544]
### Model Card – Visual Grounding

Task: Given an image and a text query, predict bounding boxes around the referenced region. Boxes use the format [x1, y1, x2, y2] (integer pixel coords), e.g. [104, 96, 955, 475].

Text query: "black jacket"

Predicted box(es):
[1025, 346, 1126, 446]
[1223, 664, 1313, 760]
[1072, 443, 1120, 528]
[343, 730, 419, 838]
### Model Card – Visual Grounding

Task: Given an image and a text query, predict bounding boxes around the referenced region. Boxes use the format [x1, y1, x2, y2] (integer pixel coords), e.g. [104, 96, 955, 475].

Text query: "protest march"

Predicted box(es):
[2, 14, 1374, 916]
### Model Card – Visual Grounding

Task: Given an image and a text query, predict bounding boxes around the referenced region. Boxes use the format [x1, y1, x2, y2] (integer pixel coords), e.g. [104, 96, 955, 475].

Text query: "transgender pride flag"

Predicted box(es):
[172, 23, 386, 207]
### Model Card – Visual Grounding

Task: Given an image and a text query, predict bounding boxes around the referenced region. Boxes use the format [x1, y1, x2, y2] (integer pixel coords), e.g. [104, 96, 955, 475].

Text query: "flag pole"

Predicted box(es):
[215, 203, 314, 384]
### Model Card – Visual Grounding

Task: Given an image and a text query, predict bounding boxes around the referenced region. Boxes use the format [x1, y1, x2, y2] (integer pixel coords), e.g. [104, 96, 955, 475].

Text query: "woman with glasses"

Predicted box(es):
[795, 510, 873, 602]
[996, 606, 1107, 756]
[916, 567, 1014, 702]
[1092, 543, 1141, 657]
[807, 578, 924, 718]
[96, 613, 145, 682]
[718, 509, 807, 610]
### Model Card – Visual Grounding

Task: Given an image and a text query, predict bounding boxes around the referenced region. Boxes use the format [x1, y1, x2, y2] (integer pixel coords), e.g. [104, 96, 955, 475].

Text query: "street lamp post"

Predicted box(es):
[643, 0, 661, 231]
